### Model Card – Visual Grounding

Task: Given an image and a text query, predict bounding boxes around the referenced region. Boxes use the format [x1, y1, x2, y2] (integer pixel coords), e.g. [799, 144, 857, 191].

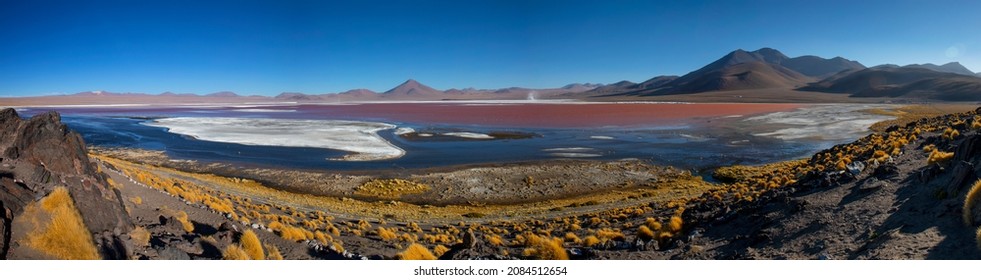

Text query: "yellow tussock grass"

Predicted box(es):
[175, 211, 194, 233]
[965, 179, 981, 226]
[583, 235, 601, 247]
[129, 196, 142, 205]
[668, 216, 683, 232]
[130, 226, 151, 247]
[24, 187, 100, 260]
[644, 218, 662, 231]
[265, 244, 284, 260]
[376, 226, 398, 241]
[356, 178, 431, 199]
[596, 228, 625, 241]
[928, 150, 955, 165]
[486, 234, 504, 246]
[267, 221, 313, 242]
[240, 230, 265, 260]
[563, 232, 580, 243]
[223, 244, 250, 260]
[397, 243, 437, 260]
[314, 230, 333, 245]
[976, 226, 981, 251]
[433, 244, 450, 257]
[521, 234, 568, 260]
[637, 225, 655, 241]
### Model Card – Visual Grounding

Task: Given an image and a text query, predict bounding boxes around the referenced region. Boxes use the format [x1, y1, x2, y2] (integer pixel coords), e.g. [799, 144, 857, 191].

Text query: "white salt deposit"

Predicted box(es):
[144, 117, 404, 161]
[394, 127, 416, 135]
[442, 132, 494, 139]
[543, 147, 595, 152]
[549, 152, 602, 158]
[231, 109, 297, 113]
[590, 135, 614, 140]
[746, 105, 896, 141]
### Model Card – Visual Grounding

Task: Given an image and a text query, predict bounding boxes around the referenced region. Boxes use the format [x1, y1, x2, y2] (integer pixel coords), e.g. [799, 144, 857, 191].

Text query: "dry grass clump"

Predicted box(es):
[267, 221, 313, 242]
[943, 127, 960, 140]
[240, 230, 265, 260]
[667, 216, 683, 232]
[582, 235, 601, 247]
[433, 244, 450, 257]
[265, 244, 284, 260]
[965, 179, 981, 226]
[521, 234, 568, 260]
[927, 150, 955, 165]
[376, 226, 399, 241]
[23, 187, 101, 260]
[712, 160, 807, 183]
[563, 232, 581, 243]
[595, 228, 625, 241]
[871, 150, 890, 162]
[396, 243, 437, 260]
[644, 218, 663, 231]
[314, 230, 333, 245]
[355, 179, 431, 199]
[130, 226, 151, 247]
[175, 211, 194, 233]
[637, 225, 656, 241]
[976, 226, 981, 251]
[486, 234, 504, 246]
[223, 244, 250, 260]
[129, 196, 143, 205]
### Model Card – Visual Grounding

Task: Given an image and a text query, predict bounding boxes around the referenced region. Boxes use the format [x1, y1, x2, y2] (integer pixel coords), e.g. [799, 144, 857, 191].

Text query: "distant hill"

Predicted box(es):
[801, 66, 981, 101]
[630, 76, 679, 91]
[205, 91, 239, 97]
[802, 67, 951, 93]
[585, 80, 638, 95]
[904, 62, 976, 76]
[855, 75, 981, 101]
[781, 55, 866, 78]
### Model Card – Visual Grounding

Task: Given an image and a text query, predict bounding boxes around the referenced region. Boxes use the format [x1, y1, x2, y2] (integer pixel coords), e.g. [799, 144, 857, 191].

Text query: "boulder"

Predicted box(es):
[0, 109, 133, 259]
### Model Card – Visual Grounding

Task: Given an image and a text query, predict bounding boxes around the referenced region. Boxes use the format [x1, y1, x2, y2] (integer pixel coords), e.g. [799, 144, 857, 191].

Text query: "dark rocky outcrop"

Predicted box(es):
[0, 108, 132, 259]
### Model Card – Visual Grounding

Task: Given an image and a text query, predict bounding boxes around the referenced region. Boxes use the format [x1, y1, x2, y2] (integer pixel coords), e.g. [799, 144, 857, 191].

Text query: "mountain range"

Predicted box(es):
[5, 47, 981, 104]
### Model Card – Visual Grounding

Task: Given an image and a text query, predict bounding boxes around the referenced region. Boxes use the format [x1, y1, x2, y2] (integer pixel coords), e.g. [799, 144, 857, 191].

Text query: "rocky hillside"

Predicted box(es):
[0, 108, 132, 259]
[657, 107, 981, 259]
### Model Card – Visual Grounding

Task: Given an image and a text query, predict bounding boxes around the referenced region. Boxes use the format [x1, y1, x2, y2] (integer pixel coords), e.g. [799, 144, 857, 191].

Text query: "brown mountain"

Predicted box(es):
[584, 80, 638, 95]
[0, 108, 132, 259]
[852, 75, 981, 100]
[904, 62, 976, 76]
[630, 76, 679, 91]
[205, 91, 239, 97]
[382, 79, 443, 97]
[781, 55, 866, 78]
[803, 67, 957, 94]
[662, 61, 812, 94]
[801, 66, 981, 101]
[594, 48, 864, 97]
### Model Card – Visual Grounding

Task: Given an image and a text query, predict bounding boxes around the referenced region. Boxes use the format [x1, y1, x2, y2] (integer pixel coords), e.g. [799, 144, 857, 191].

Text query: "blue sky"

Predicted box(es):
[1, 0, 979, 96]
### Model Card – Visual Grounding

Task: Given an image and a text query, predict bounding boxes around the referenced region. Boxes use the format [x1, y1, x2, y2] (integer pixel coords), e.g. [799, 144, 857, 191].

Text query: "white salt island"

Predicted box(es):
[145, 117, 405, 161]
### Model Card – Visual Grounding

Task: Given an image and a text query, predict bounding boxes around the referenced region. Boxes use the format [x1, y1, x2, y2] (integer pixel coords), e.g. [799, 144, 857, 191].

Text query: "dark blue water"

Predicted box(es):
[17, 107, 826, 172]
